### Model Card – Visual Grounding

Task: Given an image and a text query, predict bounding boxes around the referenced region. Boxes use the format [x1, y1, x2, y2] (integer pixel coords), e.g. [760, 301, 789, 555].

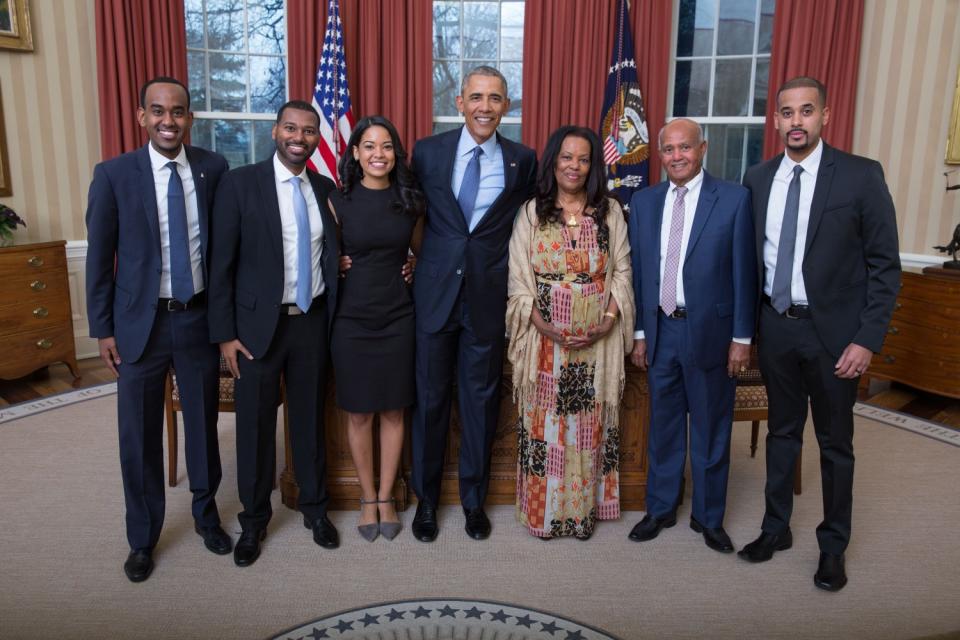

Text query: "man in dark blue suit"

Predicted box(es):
[409, 66, 537, 541]
[626, 118, 757, 553]
[208, 101, 340, 566]
[86, 77, 231, 582]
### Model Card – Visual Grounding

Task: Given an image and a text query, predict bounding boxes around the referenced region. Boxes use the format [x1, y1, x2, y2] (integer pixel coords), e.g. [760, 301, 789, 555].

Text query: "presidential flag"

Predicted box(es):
[598, 0, 649, 211]
[307, 0, 355, 185]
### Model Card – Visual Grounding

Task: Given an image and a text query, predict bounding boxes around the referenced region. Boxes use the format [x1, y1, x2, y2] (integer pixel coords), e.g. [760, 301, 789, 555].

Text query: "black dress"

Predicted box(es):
[330, 183, 416, 412]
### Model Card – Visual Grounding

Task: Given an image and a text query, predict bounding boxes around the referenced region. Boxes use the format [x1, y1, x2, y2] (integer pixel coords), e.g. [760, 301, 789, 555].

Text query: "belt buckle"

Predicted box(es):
[165, 299, 181, 312]
[785, 306, 799, 320]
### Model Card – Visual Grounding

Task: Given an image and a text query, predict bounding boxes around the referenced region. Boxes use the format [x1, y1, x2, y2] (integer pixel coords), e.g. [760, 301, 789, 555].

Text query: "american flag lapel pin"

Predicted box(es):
[510, 162, 517, 167]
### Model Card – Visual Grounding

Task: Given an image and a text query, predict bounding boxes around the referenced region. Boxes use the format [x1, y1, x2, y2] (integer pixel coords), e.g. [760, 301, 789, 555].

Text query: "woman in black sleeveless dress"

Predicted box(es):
[329, 116, 424, 541]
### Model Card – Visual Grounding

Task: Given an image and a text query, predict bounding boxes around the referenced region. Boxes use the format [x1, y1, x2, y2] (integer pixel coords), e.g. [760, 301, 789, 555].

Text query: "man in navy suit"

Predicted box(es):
[409, 66, 537, 541]
[739, 77, 900, 591]
[208, 100, 340, 566]
[86, 77, 231, 582]
[627, 118, 757, 553]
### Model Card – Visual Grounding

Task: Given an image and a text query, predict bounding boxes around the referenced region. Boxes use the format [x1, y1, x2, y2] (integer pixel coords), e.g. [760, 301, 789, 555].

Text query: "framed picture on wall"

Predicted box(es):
[0, 86, 11, 196]
[948, 64, 960, 165]
[0, 0, 33, 52]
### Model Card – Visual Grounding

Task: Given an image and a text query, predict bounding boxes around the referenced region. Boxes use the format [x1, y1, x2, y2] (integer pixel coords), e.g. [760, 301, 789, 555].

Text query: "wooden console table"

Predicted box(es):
[0, 241, 79, 380]
[866, 268, 960, 399]
[280, 358, 650, 511]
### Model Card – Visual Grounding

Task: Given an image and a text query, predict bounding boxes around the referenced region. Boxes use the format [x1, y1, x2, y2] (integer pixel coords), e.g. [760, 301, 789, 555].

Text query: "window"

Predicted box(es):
[185, 0, 287, 167]
[669, 0, 774, 181]
[432, 1, 524, 141]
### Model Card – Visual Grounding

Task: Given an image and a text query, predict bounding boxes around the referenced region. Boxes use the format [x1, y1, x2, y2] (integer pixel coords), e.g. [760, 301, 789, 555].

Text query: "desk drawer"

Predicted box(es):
[0, 325, 76, 380]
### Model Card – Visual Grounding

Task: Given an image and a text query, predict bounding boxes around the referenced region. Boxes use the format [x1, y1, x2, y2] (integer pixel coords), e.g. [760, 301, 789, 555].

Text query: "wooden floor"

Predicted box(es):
[2, 357, 959, 429]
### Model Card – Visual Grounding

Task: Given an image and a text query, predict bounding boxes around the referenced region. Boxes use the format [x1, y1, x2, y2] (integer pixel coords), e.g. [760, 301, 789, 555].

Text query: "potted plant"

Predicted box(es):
[0, 203, 26, 247]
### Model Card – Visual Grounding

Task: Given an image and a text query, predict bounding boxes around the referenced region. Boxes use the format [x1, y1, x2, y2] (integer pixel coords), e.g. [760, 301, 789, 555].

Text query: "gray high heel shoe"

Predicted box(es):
[358, 498, 379, 542]
[377, 498, 402, 540]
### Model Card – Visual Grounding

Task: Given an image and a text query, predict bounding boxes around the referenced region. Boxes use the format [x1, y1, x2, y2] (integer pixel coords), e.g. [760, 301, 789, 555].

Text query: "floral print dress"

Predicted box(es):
[516, 217, 620, 539]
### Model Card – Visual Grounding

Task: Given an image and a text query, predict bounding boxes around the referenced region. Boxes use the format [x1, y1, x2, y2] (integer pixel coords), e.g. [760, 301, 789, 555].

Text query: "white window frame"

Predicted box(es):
[666, 0, 772, 179]
[186, 0, 289, 162]
[432, 0, 524, 133]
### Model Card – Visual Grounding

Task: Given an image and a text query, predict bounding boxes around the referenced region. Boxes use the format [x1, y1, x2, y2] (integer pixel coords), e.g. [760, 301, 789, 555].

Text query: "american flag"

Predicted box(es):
[307, 0, 355, 185]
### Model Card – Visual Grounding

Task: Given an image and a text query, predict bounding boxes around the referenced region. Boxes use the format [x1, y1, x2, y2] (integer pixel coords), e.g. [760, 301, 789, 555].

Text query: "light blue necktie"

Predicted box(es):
[287, 176, 312, 313]
[771, 165, 804, 313]
[166, 161, 195, 304]
[457, 146, 483, 227]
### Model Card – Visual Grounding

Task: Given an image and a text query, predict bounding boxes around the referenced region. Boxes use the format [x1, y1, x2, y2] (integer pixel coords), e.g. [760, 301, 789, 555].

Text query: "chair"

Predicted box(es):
[734, 345, 801, 495]
[164, 356, 287, 488]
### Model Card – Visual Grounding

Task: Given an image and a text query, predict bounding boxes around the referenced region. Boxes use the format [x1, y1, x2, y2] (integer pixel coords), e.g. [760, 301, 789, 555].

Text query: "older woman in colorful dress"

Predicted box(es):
[506, 125, 635, 540]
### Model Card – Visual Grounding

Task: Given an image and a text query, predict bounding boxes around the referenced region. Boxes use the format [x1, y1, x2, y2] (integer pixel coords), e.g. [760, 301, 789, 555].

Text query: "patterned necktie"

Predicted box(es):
[457, 146, 483, 227]
[660, 185, 688, 315]
[287, 176, 312, 313]
[771, 165, 804, 313]
[166, 161, 194, 304]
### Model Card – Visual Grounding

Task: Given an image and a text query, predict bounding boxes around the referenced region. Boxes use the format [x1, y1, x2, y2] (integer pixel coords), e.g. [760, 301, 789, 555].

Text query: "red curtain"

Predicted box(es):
[521, 0, 672, 183]
[762, 0, 864, 158]
[95, 0, 188, 160]
[287, 0, 433, 156]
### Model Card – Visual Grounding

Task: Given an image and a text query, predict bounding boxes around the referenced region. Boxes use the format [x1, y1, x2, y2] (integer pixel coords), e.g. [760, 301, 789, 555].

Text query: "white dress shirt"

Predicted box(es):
[148, 144, 204, 297]
[451, 126, 505, 232]
[272, 153, 325, 302]
[763, 139, 823, 305]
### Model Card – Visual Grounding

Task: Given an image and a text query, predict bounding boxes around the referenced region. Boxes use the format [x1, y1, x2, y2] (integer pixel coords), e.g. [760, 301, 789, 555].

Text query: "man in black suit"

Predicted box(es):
[409, 66, 537, 541]
[86, 77, 232, 582]
[740, 77, 900, 591]
[208, 100, 340, 566]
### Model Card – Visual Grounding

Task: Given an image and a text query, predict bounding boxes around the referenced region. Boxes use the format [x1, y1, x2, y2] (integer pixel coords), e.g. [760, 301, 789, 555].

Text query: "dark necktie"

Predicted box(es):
[457, 146, 483, 227]
[166, 161, 194, 304]
[771, 165, 804, 313]
[287, 176, 313, 313]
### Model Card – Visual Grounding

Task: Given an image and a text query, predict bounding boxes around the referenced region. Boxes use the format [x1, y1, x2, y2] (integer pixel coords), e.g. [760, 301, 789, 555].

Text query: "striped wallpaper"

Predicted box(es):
[0, 0, 100, 244]
[853, 0, 960, 257]
[0, 1, 956, 255]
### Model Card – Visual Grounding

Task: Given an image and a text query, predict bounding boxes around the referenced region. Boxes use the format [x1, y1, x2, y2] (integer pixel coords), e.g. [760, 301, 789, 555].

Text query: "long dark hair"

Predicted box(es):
[338, 115, 424, 217]
[534, 126, 611, 233]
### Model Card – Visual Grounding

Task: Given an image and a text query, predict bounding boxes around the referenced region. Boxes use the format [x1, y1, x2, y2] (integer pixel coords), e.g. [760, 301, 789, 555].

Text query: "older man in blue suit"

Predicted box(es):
[409, 66, 537, 541]
[86, 77, 231, 582]
[626, 118, 757, 552]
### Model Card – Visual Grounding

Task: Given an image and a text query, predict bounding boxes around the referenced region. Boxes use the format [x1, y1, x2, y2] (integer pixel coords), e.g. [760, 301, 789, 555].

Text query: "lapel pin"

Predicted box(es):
[200, 172, 205, 179]
[510, 162, 517, 167]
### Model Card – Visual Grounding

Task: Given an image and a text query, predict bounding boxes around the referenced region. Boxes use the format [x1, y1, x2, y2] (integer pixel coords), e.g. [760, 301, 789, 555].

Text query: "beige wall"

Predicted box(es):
[854, 0, 960, 258]
[1, 0, 957, 258]
[0, 0, 99, 244]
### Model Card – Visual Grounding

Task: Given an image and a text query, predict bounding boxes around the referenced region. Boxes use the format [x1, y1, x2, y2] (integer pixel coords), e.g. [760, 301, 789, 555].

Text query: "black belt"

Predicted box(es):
[158, 291, 205, 312]
[279, 293, 325, 316]
[762, 294, 812, 319]
[660, 306, 687, 319]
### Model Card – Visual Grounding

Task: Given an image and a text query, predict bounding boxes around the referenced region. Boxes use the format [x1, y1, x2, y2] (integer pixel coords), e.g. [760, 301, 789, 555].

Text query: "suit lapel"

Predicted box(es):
[256, 159, 285, 264]
[136, 145, 162, 252]
[185, 146, 209, 280]
[685, 172, 718, 259]
[438, 130, 468, 233]
[476, 133, 519, 232]
[305, 170, 339, 293]
[754, 156, 780, 270]
[649, 182, 669, 266]
[803, 143, 835, 256]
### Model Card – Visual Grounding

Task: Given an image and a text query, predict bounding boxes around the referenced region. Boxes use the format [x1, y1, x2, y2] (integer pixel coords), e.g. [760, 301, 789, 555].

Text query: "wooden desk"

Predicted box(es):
[0, 241, 79, 380]
[280, 358, 650, 511]
[867, 268, 960, 399]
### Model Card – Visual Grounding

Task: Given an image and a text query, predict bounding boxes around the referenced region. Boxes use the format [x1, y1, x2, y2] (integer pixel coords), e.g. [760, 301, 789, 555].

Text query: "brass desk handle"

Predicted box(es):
[33, 306, 49, 318]
[27, 255, 44, 267]
[887, 326, 899, 335]
[30, 280, 47, 291]
[36, 338, 53, 350]
[884, 355, 896, 364]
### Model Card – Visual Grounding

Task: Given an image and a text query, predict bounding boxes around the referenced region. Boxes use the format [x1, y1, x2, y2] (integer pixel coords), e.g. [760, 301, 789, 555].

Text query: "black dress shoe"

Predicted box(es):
[233, 529, 266, 567]
[814, 552, 848, 592]
[628, 513, 677, 542]
[303, 514, 340, 549]
[195, 524, 232, 555]
[737, 529, 793, 563]
[123, 549, 153, 583]
[412, 500, 438, 542]
[690, 517, 734, 553]
[463, 507, 491, 540]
